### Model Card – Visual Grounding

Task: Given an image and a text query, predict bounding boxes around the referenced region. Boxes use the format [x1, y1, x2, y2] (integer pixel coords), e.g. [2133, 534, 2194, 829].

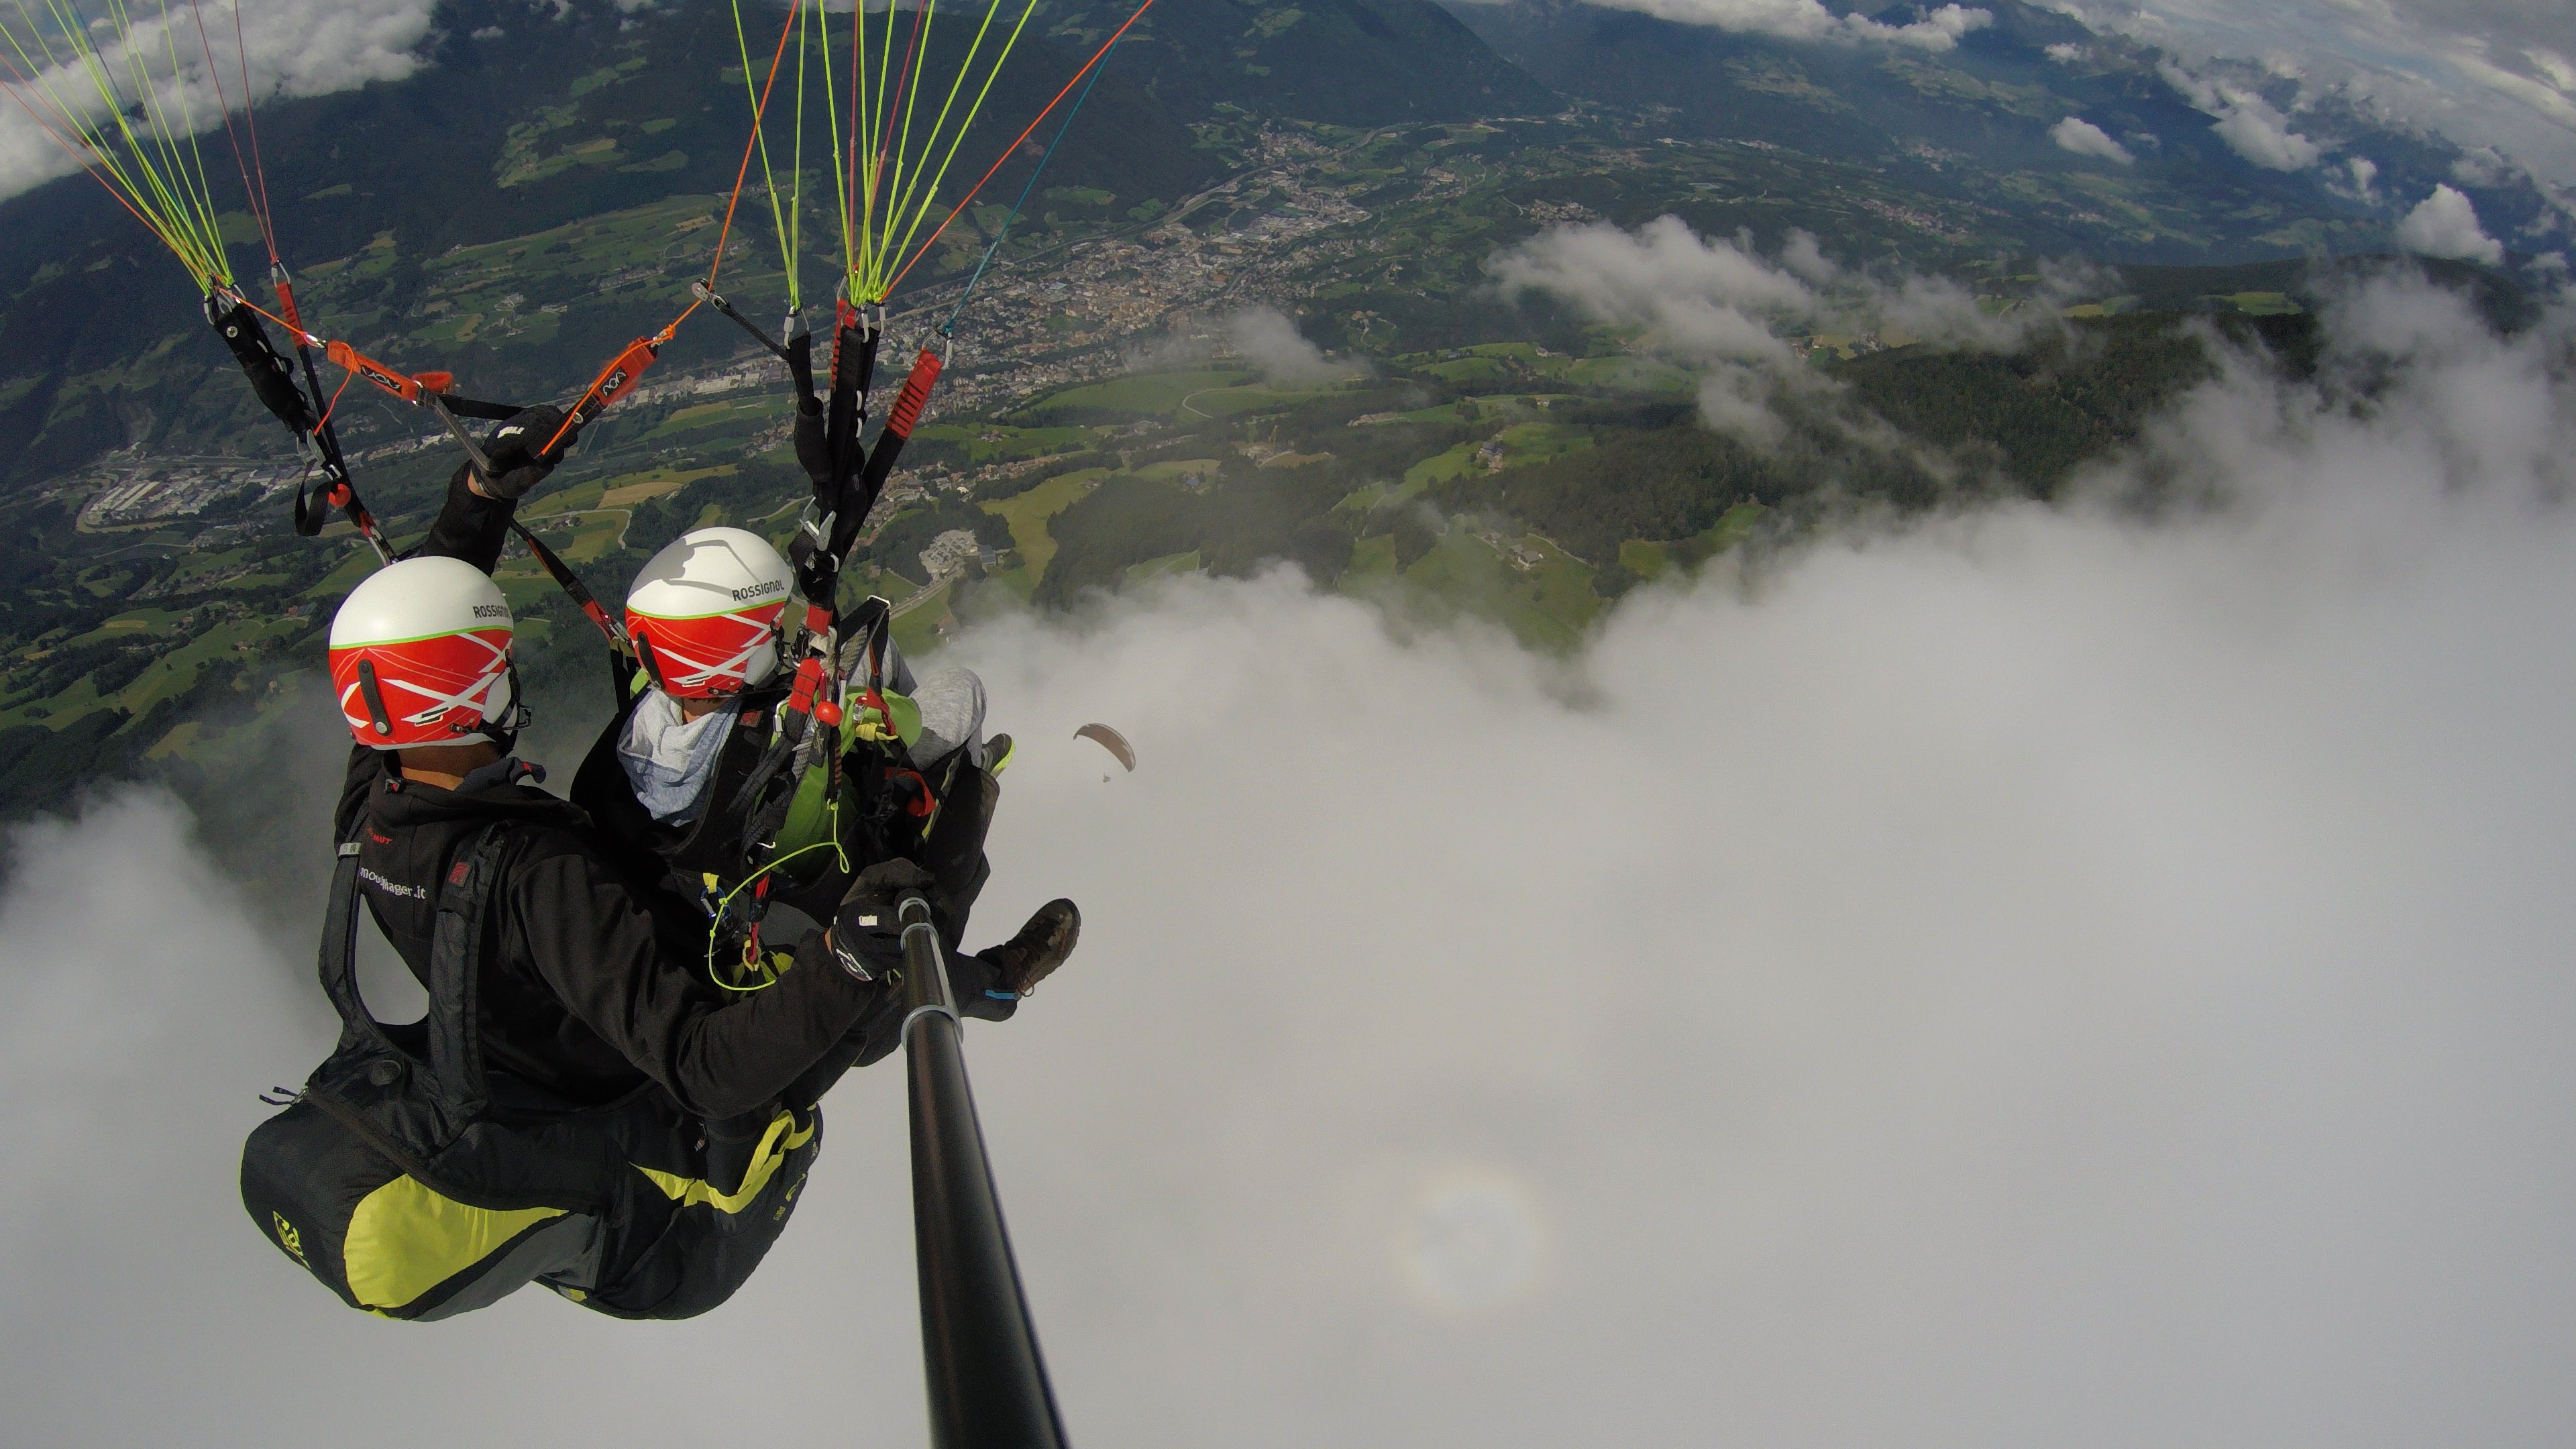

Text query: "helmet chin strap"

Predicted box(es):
[474, 656, 533, 754]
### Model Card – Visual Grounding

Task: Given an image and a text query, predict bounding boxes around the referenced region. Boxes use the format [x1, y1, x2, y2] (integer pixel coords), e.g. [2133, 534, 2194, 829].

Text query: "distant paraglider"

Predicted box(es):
[1075, 723, 1134, 779]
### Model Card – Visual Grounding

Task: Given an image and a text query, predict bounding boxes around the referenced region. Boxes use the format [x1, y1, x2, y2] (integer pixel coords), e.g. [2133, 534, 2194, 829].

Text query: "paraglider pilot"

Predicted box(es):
[237, 410, 1063, 1321]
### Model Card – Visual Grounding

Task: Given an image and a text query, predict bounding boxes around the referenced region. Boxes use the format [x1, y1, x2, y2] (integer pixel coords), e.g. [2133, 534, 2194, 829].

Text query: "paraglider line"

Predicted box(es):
[0, 67, 185, 261]
[697, 0, 804, 322]
[0, 9, 229, 286]
[226, 0, 278, 258]
[943, 26, 1121, 333]
[181, 0, 270, 263]
[864, 0, 933, 290]
[724, 0, 801, 305]
[878, 0, 1039, 293]
[309, 365, 355, 433]
[884, 0, 1155, 299]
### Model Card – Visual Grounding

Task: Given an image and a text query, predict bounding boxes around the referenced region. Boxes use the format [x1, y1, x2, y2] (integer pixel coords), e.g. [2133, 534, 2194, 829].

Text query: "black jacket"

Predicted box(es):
[415, 464, 518, 572]
[335, 748, 891, 1118]
[341, 469, 894, 1119]
[425, 466, 993, 945]
[569, 685, 810, 921]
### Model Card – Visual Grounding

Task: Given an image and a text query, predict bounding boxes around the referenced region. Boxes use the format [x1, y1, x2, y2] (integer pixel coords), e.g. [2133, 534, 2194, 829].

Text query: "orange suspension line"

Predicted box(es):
[885, 0, 1157, 298]
[538, 0, 804, 454]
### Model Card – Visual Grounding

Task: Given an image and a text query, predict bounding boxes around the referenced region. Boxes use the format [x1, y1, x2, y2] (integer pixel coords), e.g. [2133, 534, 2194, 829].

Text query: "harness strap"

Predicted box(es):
[425, 826, 510, 1120]
[503, 517, 634, 711]
[508, 519, 630, 651]
[315, 823, 508, 1119]
[824, 301, 879, 505]
[315, 839, 398, 1056]
[206, 293, 315, 437]
[206, 292, 390, 562]
[851, 346, 943, 521]
[436, 392, 535, 422]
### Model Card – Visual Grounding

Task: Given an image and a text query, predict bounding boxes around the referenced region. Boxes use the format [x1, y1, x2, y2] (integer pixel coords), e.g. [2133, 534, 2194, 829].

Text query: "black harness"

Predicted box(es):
[238, 826, 821, 1322]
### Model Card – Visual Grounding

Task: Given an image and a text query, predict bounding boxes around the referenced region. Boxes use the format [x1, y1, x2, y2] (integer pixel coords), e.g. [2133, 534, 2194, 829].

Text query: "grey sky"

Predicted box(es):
[2391, 0, 2569, 65]
[5, 275, 2574, 1444]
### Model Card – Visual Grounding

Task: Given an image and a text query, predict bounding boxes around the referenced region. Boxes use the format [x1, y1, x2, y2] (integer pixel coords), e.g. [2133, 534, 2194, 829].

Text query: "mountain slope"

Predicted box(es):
[1, 0, 1540, 490]
[1443, 0, 2565, 263]
[1052, 0, 1556, 126]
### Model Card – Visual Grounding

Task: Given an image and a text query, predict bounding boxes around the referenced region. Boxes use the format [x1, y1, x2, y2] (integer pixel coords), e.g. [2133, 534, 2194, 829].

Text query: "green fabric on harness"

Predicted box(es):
[239, 826, 822, 1321]
[772, 688, 920, 861]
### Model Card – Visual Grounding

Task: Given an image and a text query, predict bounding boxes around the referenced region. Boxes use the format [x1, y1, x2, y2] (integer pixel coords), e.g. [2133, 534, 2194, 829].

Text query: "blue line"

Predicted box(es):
[942, 34, 1126, 335]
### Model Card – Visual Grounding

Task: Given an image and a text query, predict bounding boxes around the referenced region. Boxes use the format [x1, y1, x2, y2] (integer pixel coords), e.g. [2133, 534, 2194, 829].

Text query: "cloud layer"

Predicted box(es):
[1564, 0, 1994, 51]
[2157, 60, 2324, 171]
[5, 276, 2576, 1444]
[2051, 115, 2136, 164]
[1, 0, 437, 203]
[2398, 182, 2508, 262]
[1225, 307, 1363, 386]
[2064, 0, 2576, 186]
[1489, 215, 2078, 442]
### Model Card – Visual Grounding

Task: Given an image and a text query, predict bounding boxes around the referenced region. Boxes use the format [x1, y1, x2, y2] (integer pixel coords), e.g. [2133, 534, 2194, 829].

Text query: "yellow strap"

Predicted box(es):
[633, 1108, 817, 1214]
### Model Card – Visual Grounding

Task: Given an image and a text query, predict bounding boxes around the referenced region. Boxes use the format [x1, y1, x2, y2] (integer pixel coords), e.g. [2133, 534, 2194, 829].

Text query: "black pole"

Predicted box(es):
[898, 894, 1070, 1449]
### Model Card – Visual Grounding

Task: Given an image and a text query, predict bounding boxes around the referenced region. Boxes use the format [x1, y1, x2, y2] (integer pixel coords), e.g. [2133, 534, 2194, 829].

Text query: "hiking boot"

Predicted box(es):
[984, 732, 1014, 775]
[984, 898, 1079, 996]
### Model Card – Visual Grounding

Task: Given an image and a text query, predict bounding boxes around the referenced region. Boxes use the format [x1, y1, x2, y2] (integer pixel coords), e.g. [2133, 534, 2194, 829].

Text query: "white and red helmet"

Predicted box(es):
[625, 527, 796, 699]
[328, 557, 522, 749]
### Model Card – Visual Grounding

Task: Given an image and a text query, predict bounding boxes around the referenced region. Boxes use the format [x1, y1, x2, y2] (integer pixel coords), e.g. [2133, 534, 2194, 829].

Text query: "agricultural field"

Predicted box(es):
[0, 30, 2504, 818]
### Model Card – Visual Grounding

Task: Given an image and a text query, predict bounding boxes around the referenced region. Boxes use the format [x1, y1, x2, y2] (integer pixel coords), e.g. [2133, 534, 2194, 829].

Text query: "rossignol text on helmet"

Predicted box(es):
[624, 527, 795, 698]
[327, 557, 523, 749]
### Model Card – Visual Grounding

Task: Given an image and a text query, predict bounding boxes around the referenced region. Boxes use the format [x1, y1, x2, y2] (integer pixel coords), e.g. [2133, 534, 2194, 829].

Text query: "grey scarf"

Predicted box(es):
[616, 691, 740, 823]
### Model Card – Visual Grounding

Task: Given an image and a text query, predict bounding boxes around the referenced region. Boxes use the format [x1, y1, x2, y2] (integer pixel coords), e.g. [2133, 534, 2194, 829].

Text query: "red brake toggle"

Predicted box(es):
[882, 350, 945, 441]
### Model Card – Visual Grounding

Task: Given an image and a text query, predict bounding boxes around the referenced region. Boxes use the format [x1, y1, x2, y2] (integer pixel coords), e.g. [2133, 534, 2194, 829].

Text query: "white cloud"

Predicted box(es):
[1224, 307, 1363, 387]
[1490, 216, 1817, 443]
[2159, 60, 2324, 170]
[2450, 44, 2576, 128]
[2045, 40, 2086, 62]
[1578, 0, 1995, 51]
[0, 0, 438, 203]
[7, 280, 2576, 1444]
[2332, 154, 2382, 206]
[2051, 115, 2136, 164]
[2052, 0, 2576, 185]
[1489, 217, 2077, 442]
[2532, 48, 2576, 95]
[2451, 145, 2512, 186]
[2397, 183, 2507, 262]
[1491, 216, 1815, 366]
[2211, 99, 2324, 169]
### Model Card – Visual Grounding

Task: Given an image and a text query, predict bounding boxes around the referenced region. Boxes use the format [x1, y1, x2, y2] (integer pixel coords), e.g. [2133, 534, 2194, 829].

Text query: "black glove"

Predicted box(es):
[475, 405, 579, 499]
[828, 859, 941, 983]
